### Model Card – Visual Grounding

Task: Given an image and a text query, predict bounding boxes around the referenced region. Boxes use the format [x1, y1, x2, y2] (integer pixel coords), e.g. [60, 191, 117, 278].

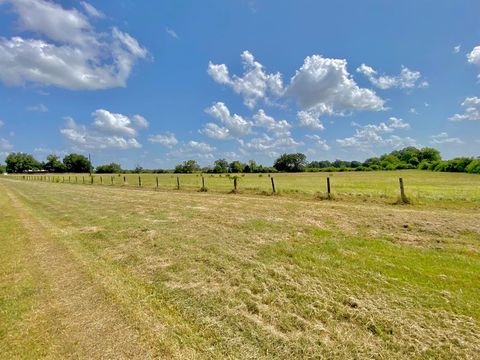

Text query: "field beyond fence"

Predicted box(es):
[5, 170, 480, 204]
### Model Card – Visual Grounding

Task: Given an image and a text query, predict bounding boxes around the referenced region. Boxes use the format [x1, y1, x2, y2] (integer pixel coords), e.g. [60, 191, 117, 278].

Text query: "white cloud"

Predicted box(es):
[409, 107, 418, 114]
[203, 102, 252, 139]
[33, 147, 67, 155]
[60, 110, 148, 150]
[200, 123, 231, 140]
[387, 117, 410, 130]
[430, 132, 463, 145]
[240, 133, 303, 154]
[305, 134, 330, 150]
[297, 110, 324, 130]
[449, 97, 480, 121]
[26, 103, 48, 112]
[92, 109, 147, 137]
[208, 51, 283, 109]
[0, 137, 13, 150]
[187, 140, 215, 153]
[80, 1, 104, 18]
[336, 117, 413, 151]
[356, 64, 428, 89]
[0, 0, 148, 90]
[165, 27, 179, 39]
[287, 55, 385, 116]
[467, 46, 480, 65]
[132, 115, 149, 129]
[252, 109, 291, 137]
[148, 132, 178, 147]
[453, 45, 461, 54]
[167, 140, 216, 161]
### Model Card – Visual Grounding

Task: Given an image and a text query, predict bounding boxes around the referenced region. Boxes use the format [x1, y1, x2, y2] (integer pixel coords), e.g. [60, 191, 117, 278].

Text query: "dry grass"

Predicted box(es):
[11, 170, 480, 204]
[1, 177, 479, 359]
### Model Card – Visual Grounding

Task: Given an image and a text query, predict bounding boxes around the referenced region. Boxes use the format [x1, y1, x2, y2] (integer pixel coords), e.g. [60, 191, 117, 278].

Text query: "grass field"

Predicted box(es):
[10, 170, 480, 204]
[1, 172, 480, 358]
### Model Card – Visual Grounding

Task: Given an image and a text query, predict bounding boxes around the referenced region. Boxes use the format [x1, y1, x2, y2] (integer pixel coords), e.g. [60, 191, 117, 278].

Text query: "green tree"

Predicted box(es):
[5, 152, 42, 173]
[213, 159, 229, 173]
[273, 153, 307, 172]
[244, 160, 258, 173]
[96, 163, 122, 173]
[44, 154, 66, 173]
[174, 160, 200, 173]
[419, 147, 441, 162]
[63, 153, 92, 173]
[229, 160, 244, 173]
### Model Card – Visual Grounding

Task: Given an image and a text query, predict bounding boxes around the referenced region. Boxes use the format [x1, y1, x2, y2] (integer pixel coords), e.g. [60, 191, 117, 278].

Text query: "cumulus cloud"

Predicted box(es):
[453, 45, 461, 54]
[336, 117, 414, 151]
[148, 132, 178, 147]
[430, 132, 463, 145]
[252, 109, 291, 137]
[60, 110, 148, 150]
[287, 55, 385, 116]
[297, 110, 324, 130]
[92, 109, 147, 137]
[449, 97, 480, 121]
[208, 51, 283, 109]
[0, 0, 148, 90]
[240, 134, 303, 155]
[167, 140, 216, 161]
[356, 64, 428, 89]
[26, 103, 48, 112]
[132, 115, 149, 129]
[202, 102, 252, 139]
[467, 46, 480, 65]
[200, 123, 231, 140]
[305, 134, 330, 150]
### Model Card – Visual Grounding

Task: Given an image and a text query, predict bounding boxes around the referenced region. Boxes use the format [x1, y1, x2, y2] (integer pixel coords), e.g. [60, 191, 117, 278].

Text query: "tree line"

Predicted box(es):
[1, 147, 479, 174]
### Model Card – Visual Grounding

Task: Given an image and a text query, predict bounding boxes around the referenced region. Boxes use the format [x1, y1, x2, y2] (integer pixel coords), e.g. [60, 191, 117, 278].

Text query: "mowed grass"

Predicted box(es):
[13, 170, 480, 204]
[1, 177, 479, 358]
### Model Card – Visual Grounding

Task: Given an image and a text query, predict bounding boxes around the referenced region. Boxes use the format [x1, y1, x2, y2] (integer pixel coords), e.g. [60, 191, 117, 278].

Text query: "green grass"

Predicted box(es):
[9, 170, 480, 204]
[0, 177, 479, 358]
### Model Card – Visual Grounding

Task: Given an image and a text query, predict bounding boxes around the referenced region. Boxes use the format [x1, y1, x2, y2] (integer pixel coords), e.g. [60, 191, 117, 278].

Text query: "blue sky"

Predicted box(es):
[0, 0, 479, 168]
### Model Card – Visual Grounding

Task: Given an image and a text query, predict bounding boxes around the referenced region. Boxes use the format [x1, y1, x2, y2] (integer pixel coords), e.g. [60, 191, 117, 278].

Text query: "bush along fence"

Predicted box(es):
[5, 174, 414, 204]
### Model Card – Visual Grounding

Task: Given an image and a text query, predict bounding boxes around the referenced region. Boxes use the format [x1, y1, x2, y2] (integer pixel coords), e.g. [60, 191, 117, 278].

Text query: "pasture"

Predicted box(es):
[10, 170, 480, 204]
[1, 171, 479, 358]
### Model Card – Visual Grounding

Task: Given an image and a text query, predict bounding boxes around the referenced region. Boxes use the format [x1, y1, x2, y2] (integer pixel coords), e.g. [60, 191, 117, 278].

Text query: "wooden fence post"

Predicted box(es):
[234, 177, 238, 193]
[271, 177, 276, 194]
[156, 176, 159, 189]
[202, 176, 205, 189]
[123, 176, 126, 185]
[100, 176, 103, 185]
[177, 176, 180, 190]
[138, 175, 142, 187]
[111, 176, 114, 185]
[327, 177, 331, 199]
[399, 177, 408, 203]
[91, 176, 94, 184]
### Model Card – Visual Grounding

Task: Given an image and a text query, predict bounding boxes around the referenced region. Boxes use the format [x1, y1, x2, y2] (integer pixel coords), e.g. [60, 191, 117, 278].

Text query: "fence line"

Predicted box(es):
[2, 173, 415, 203]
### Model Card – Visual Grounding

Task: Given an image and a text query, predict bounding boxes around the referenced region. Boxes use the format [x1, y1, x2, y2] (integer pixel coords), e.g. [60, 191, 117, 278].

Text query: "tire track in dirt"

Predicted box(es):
[3, 184, 155, 359]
